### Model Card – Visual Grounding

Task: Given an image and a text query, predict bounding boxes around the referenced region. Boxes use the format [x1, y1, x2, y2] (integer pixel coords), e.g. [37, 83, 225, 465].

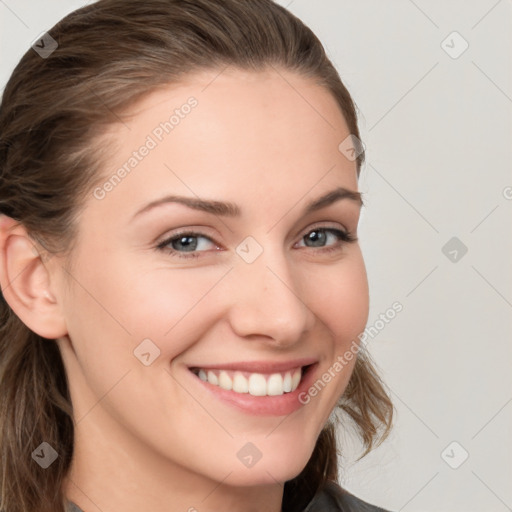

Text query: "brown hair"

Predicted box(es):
[0, 1, 393, 511]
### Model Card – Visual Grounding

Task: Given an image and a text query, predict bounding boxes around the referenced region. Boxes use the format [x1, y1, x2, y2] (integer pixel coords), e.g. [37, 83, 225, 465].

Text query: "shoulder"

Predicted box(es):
[304, 481, 393, 512]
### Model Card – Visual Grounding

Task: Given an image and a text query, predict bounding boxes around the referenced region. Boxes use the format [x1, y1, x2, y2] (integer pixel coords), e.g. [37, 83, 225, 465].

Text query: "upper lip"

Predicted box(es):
[188, 357, 318, 374]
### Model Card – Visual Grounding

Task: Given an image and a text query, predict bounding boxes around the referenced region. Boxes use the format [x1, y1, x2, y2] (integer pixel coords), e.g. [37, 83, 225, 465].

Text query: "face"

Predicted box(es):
[54, 67, 368, 490]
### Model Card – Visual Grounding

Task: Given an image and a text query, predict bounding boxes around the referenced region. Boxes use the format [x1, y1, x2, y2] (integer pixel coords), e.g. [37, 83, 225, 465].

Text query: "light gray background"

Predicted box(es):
[1, 1, 511, 511]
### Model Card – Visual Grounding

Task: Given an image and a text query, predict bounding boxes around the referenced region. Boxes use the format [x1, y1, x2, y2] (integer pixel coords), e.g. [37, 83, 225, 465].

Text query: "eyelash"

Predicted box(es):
[156, 225, 357, 260]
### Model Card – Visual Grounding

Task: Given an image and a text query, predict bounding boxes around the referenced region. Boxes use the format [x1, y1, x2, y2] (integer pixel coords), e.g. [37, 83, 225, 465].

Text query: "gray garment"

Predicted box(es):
[67, 502, 84, 512]
[304, 481, 391, 512]
[67, 482, 391, 512]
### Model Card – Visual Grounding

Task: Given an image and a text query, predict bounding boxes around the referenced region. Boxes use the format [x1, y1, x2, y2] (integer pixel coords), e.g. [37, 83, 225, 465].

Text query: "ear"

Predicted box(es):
[0, 214, 68, 339]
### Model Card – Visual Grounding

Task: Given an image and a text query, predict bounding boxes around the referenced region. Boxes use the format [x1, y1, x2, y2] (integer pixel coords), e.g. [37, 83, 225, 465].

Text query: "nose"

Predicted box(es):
[225, 250, 315, 347]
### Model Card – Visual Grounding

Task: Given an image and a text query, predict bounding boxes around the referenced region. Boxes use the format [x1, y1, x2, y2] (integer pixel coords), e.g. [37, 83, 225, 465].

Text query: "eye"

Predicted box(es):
[296, 226, 356, 253]
[156, 231, 219, 260]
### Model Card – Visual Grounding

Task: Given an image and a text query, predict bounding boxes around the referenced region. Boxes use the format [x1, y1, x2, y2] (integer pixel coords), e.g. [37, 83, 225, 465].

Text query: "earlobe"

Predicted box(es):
[0, 215, 68, 339]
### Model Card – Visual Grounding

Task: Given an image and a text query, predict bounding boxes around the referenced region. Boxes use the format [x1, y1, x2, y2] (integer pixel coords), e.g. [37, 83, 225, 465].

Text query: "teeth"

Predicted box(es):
[207, 370, 218, 386]
[267, 373, 284, 396]
[283, 372, 292, 392]
[218, 371, 232, 390]
[194, 367, 303, 396]
[291, 370, 301, 390]
[233, 371, 249, 393]
[248, 373, 267, 396]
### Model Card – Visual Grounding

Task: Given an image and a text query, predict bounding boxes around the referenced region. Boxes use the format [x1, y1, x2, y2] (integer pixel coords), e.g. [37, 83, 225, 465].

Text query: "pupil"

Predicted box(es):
[307, 230, 325, 247]
[174, 235, 197, 251]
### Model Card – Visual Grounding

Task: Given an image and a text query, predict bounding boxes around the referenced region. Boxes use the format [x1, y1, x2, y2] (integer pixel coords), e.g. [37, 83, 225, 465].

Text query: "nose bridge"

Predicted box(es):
[227, 243, 314, 344]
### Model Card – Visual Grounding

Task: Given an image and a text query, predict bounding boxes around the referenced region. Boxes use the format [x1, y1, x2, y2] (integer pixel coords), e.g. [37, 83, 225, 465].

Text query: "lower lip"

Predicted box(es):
[187, 363, 319, 416]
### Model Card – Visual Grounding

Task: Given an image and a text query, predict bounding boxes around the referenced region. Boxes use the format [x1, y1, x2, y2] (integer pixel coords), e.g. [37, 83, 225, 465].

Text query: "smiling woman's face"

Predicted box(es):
[55, 67, 369, 502]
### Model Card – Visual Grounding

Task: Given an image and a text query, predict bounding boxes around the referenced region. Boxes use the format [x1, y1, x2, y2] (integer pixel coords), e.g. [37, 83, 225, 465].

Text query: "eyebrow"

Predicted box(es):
[132, 186, 363, 220]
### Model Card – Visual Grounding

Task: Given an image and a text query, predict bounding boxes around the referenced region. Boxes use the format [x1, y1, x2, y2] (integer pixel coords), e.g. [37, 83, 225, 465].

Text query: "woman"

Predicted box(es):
[0, 1, 393, 511]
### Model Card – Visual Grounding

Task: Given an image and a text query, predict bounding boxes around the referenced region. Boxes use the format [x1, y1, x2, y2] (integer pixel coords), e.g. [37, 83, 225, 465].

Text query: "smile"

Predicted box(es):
[186, 360, 318, 416]
[190, 367, 304, 396]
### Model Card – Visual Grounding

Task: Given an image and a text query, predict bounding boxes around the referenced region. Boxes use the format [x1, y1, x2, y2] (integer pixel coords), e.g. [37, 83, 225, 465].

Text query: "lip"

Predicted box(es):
[186, 359, 320, 416]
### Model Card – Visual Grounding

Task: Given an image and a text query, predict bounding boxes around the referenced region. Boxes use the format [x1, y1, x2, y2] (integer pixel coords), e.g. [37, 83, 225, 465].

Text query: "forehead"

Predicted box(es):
[89, 67, 358, 219]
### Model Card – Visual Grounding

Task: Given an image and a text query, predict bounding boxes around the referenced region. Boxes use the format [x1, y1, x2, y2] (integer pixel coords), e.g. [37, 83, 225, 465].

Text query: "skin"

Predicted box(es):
[0, 67, 368, 512]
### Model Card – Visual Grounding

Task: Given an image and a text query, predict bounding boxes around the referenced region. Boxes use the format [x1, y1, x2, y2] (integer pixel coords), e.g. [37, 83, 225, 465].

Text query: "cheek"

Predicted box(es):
[304, 251, 369, 346]
[298, 253, 368, 420]
[60, 255, 226, 428]
[92, 260, 230, 360]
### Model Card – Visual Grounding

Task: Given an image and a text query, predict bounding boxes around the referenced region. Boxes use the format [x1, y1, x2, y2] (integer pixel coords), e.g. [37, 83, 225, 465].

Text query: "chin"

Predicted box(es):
[220, 444, 315, 487]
